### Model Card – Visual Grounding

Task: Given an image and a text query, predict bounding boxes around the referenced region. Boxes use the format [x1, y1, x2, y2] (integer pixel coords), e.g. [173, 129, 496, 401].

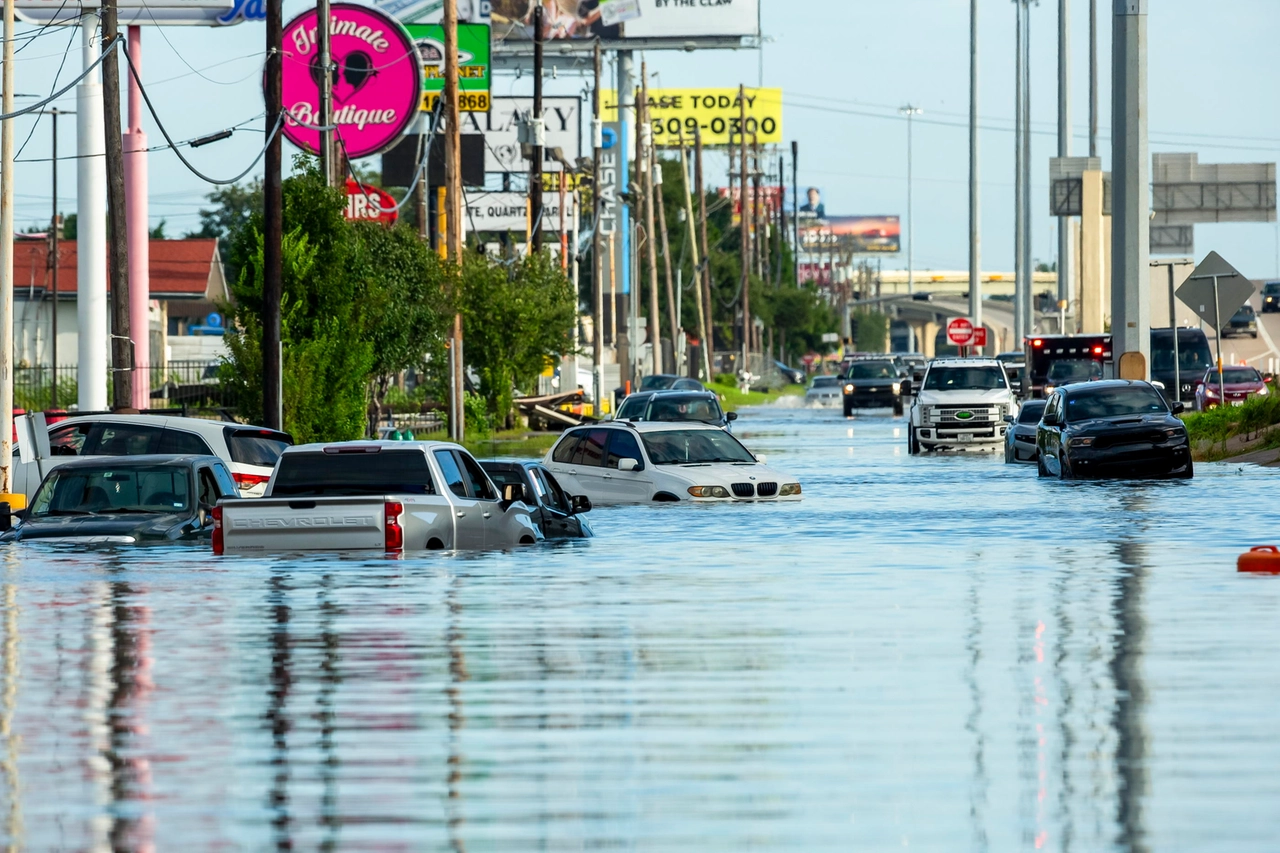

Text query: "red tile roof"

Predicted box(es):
[12, 238, 223, 299]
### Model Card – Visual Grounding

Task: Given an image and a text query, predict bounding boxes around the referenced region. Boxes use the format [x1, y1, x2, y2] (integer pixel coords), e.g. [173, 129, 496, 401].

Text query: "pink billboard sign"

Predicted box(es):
[280, 3, 421, 160]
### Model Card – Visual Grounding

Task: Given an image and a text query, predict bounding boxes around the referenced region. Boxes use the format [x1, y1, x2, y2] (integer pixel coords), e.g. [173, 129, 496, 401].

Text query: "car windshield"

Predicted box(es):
[1047, 359, 1103, 383]
[641, 429, 757, 465]
[1212, 367, 1262, 384]
[30, 465, 191, 516]
[647, 397, 722, 423]
[846, 362, 897, 380]
[1265, 283, 1280, 295]
[1065, 386, 1168, 421]
[923, 366, 1007, 391]
[1151, 334, 1213, 372]
[1017, 402, 1048, 424]
[811, 377, 841, 389]
[639, 375, 677, 391]
[1232, 306, 1255, 320]
[616, 396, 649, 420]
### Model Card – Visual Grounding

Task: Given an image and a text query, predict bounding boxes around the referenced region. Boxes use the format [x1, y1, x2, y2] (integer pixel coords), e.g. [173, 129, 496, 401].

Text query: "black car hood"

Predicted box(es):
[8, 512, 197, 542]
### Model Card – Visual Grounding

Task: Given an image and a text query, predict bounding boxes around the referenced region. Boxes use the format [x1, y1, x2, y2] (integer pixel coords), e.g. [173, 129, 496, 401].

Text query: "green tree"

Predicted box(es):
[191, 179, 263, 284]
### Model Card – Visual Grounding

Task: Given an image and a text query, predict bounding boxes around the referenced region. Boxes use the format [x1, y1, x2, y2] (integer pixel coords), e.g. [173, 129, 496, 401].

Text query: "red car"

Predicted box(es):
[1194, 365, 1268, 411]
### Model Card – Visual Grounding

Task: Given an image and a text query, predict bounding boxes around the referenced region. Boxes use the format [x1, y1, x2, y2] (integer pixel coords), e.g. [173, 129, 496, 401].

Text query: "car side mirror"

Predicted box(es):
[726, 411, 739, 422]
[899, 380, 912, 396]
[571, 495, 592, 514]
[198, 503, 214, 527]
[616, 458, 640, 472]
[1002, 414, 1015, 424]
[1171, 402, 1185, 415]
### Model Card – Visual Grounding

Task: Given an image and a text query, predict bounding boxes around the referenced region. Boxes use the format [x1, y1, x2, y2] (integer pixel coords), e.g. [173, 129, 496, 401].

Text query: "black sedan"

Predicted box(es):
[2, 455, 238, 544]
[841, 359, 904, 416]
[480, 461, 593, 539]
[1003, 399, 1047, 463]
[1036, 381, 1192, 480]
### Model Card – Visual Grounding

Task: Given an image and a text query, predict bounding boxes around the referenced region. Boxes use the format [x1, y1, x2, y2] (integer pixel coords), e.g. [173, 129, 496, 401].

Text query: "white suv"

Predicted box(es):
[906, 358, 1016, 454]
[544, 421, 802, 505]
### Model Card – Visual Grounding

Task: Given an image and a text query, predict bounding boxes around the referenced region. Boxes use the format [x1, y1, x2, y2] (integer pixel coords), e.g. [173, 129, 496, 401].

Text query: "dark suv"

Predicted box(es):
[1222, 303, 1258, 339]
[1261, 282, 1280, 313]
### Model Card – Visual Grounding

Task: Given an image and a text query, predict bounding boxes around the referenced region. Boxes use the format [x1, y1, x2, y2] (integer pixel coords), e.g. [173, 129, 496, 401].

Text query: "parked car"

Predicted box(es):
[2, 455, 238, 544]
[1194, 365, 1269, 411]
[774, 361, 806, 385]
[616, 390, 737, 430]
[1036, 380, 1191, 480]
[480, 460, 593, 539]
[1261, 281, 1280, 313]
[805, 375, 843, 406]
[215, 441, 542, 554]
[904, 358, 1017, 454]
[1003, 399, 1047, 464]
[543, 422, 801, 505]
[840, 359, 904, 416]
[1221, 303, 1258, 339]
[14, 413, 291, 500]
[639, 374, 704, 392]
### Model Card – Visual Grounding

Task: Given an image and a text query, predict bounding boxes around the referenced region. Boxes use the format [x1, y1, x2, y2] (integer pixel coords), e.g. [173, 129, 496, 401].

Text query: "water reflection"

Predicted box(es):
[1110, 494, 1151, 853]
[265, 572, 293, 851]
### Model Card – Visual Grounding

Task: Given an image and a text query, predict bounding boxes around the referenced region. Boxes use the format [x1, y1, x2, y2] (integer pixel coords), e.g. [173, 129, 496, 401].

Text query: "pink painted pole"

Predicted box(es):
[123, 25, 149, 409]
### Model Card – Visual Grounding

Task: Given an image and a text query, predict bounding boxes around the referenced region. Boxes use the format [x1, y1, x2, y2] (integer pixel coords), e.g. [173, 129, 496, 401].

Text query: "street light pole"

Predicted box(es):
[968, 0, 982, 344]
[901, 104, 922, 352]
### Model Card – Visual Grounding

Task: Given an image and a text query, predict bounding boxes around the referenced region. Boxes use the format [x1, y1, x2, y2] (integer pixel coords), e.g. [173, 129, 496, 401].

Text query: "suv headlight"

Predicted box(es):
[779, 483, 802, 496]
[891, 382, 901, 394]
[844, 384, 855, 393]
[1068, 437, 1094, 447]
[687, 485, 730, 498]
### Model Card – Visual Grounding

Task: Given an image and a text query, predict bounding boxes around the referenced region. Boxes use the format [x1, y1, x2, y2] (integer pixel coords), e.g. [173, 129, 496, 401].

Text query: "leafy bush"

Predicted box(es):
[714, 373, 737, 388]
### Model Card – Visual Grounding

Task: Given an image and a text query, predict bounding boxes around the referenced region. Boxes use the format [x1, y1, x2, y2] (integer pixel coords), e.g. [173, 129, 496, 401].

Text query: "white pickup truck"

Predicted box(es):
[903, 357, 1017, 454]
[215, 441, 542, 554]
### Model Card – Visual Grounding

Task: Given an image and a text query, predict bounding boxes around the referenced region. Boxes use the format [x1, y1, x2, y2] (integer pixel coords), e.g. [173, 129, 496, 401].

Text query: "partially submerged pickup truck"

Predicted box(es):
[215, 441, 542, 554]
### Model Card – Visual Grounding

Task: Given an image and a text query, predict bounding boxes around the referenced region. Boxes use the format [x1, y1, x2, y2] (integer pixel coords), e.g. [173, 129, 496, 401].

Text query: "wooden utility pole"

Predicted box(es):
[529, 5, 544, 248]
[591, 40, 603, 412]
[640, 63, 661, 375]
[263, 0, 283, 429]
[49, 110, 62, 409]
[694, 129, 713, 364]
[738, 85, 750, 373]
[101, 0, 133, 410]
[317, 0, 333, 185]
[655, 152, 678, 375]
[444, 0, 464, 439]
[679, 135, 711, 384]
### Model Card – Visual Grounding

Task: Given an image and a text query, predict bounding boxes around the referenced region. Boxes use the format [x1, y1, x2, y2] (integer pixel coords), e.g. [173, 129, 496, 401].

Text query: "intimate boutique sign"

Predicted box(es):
[280, 3, 423, 159]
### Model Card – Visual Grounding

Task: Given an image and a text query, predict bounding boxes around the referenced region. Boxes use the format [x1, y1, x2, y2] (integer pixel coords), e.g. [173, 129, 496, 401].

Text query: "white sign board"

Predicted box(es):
[16, 0, 235, 25]
[464, 191, 578, 234]
[623, 0, 759, 38]
[466, 96, 581, 175]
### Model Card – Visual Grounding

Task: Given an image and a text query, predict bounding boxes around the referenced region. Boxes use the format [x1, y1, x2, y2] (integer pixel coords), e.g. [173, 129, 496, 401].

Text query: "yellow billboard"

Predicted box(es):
[603, 87, 782, 148]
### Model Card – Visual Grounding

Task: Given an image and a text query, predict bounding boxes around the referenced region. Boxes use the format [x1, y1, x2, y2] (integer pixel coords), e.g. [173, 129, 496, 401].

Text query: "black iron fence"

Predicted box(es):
[16, 362, 235, 414]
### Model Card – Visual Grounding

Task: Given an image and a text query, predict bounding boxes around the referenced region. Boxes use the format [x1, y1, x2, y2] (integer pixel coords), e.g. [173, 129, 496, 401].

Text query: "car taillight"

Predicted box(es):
[384, 501, 404, 552]
[233, 472, 270, 490]
[212, 506, 224, 555]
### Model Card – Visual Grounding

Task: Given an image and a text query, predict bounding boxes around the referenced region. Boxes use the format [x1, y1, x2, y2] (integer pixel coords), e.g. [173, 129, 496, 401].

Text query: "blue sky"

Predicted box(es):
[9, 0, 1279, 277]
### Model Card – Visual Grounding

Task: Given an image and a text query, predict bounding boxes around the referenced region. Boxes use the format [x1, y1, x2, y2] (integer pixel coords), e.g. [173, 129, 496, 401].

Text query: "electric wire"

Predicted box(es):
[0, 34, 117, 121]
[339, 98, 444, 216]
[13, 15, 79, 163]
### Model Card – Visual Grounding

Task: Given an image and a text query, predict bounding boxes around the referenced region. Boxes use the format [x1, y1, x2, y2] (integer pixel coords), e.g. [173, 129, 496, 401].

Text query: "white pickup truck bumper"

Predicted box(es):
[916, 424, 1007, 450]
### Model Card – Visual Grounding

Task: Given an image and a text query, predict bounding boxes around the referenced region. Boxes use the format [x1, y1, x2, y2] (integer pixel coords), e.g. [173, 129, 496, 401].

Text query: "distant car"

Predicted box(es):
[900, 353, 927, 374]
[480, 460, 593, 539]
[639, 374, 704, 392]
[1003, 399, 1047, 463]
[1221, 303, 1258, 338]
[1043, 358, 1104, 393]
[1036, 380, 1191, 480]
[774, 360, 806, 385]
[996, 352, 1027, 395]
[1194, 365, 1268, 411]
[805, 375, 843, 406]
[3, 455, 238, 544]
[613, 390, 737, 430]
[840, 359, 905, 416]
[1261, 281, 1280, 313]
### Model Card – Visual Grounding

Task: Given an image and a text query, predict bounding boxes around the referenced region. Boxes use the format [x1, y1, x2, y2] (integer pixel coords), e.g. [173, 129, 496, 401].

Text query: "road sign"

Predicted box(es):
[946, 317, 975, 347]
[971, 327, 988, 348]
[820, 332, 839, 344]
[1175, 251, 1255, 330]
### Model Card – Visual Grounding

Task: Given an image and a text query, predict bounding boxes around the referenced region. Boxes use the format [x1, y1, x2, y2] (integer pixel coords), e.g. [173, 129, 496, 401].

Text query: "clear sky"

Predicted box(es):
[8, 0, 1279, 278]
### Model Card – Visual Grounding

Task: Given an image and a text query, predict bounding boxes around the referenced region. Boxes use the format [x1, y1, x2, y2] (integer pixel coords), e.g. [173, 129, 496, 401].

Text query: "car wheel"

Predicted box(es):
[908, 426, 920, 455]
[1057, 454, 1072, 480]
[1253, 332, 1259, 339]
[1037, 454, 1049, 477]
[1005, 442, 1014, 464]
[843, 403, 853, 418]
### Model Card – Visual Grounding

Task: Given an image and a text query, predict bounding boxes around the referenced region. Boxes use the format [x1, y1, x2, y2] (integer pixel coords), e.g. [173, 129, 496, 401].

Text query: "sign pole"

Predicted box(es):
[444, 0, 464, 441]
[1213, 274, 1224, 406]
[318, 0, 333, 185]
[1168, 263, 1179, 403]
[591, 39, 603, 414]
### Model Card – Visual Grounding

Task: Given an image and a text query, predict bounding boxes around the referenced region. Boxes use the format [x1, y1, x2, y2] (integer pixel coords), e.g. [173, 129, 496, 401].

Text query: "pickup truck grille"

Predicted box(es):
[927, 406, 1002, 425]
[731, 482, 755, 498]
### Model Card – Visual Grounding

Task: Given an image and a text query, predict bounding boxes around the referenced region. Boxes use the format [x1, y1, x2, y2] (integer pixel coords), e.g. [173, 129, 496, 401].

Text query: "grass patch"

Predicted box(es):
[464, 428, 560, 460]
[1182, 383, 1280, 459]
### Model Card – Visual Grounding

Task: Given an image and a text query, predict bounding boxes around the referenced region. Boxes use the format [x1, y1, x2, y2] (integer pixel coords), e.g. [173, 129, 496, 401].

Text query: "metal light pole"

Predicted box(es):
[1057, 0, 1072, 316]
[968, 0, 982, 341]
[1111, 0, 1150, 372]
[47, 108, 73, 409]
[0, 0, 14, 496]
[901, 104, 921, 352]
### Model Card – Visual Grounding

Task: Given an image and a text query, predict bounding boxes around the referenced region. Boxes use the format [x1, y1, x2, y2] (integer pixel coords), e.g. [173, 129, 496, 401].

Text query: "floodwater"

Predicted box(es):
[4, 402, 1280, 851]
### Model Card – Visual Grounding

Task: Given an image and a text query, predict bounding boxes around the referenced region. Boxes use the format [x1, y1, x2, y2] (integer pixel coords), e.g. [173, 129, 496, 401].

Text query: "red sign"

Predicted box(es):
[946, 317, 975, 347]
[971, 327, 988, 348]
[345, 180, 399, 225]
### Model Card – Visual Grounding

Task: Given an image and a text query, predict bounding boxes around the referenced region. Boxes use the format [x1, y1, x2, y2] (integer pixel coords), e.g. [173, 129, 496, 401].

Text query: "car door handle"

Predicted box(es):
[602, 473, 613, 479]
[456, 511, 466, 518]
[482, 511, 492, 519]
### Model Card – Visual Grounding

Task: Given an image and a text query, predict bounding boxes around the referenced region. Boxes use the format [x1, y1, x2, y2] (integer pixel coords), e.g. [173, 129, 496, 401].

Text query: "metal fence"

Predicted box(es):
[16, 362, 234, 414]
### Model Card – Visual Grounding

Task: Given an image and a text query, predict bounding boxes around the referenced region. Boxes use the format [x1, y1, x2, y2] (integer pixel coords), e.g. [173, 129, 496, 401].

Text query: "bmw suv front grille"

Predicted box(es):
[731, 482, 755, 498]
[756, 482, 778, 497]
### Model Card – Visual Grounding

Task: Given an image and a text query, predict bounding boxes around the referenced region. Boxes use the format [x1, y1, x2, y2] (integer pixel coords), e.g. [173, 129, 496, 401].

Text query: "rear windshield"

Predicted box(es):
[811, 377, 841, 388]
[225, 428, 292, 467]
[271, 450, 435, 496]
[1017, 402, 1048, 424]
[1065, 387, 1168, 421]
[639, 375, 676, 391]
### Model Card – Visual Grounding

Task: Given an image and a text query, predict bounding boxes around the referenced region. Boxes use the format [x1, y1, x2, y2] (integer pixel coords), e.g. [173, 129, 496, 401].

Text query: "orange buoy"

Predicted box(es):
[1238, 546, 1280, 573]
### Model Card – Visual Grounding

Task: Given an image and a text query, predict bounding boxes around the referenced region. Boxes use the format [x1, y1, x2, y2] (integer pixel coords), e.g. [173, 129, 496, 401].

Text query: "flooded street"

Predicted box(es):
[6, 401, 1280, 851]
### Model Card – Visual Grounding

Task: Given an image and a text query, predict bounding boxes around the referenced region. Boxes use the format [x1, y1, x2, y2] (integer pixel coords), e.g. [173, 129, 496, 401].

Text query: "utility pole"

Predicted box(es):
[1111, 0, 1150, 371]
[901, 104, 921, 352]
[444, 0, 464, 439]
[318, 0, 333, 185]
[738, 85, 749, 373]
[655, 149, 678, 375]
[640, 63, 661, 375]
[1058, 0, 1072, 317]
[1020, 0, 1033, 341]
[263, 0, 283, 430]
[679, 134, 711, 384]
[0, 0, 13, 496]
[1089, 0, 1098, 157]
[791, 140, 799, 289]
[101, 0, 133, 410]
[695, 128, 713, 364]
[1013, 0, 1026, 346]
[529, 4, 543, 248]
[969, 0, 982, 344]
[616, 51, 634, 387]
[591, 40, 603, 412]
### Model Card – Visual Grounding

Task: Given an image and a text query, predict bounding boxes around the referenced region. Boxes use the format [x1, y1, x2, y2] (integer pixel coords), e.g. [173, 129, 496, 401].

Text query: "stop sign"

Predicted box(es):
[946, 317, 975, 346]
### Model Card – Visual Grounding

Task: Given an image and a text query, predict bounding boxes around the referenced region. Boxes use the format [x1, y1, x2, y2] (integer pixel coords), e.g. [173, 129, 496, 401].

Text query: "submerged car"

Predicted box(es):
[1036, 380, 1191, 480]
[1003, 399, 1047, 464]
[840, 359, 904, 416]
[480, 460, 593, 539]
[805, 375, 843, 406]
[3, 455, 238, 544]
[543, 422, 801, 505]
[1194, 365, 1269, 411]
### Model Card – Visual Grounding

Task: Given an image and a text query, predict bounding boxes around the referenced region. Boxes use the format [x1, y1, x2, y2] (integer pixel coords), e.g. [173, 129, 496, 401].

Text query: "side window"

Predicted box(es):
[534, 469, 571, 514]
[90, 423, 163, 456]
[605, 430, 644, 470]
[457, 452, 498, 501]
[211, 463, 239, 497]
[552, 430, 584, 464]
[433, 450, 468, 498]
[197, 468, 220, 508]
[158, 429, 215, 456]
[49, 423, 92, 456]
[570, 429, 609, 467]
